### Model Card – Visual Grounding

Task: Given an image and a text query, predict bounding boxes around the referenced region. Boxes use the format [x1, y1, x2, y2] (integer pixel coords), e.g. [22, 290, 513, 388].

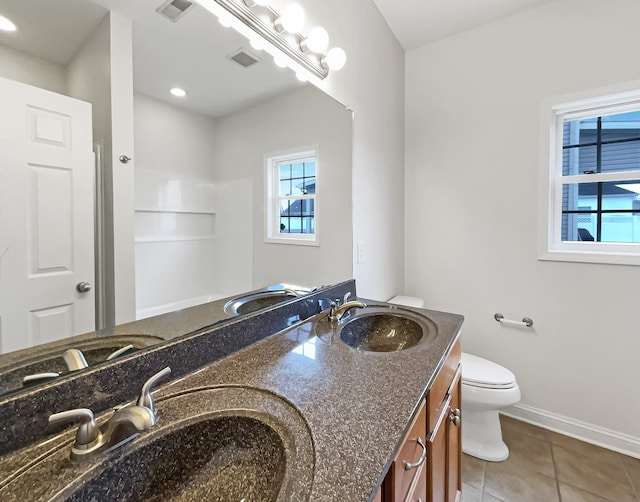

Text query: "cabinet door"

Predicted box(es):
[446, 368, 462, 502]
[428, 364, 462, 502]
[427, 397, 448, 502]
[386, 401, 428, 501]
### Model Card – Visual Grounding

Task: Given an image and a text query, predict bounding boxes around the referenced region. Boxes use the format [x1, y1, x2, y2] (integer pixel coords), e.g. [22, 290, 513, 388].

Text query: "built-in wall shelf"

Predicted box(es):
[134, 211, 216, 242]
[135, 168, 216, 213]
[134, 168, 217, 242]
[133, 209, 216, 215]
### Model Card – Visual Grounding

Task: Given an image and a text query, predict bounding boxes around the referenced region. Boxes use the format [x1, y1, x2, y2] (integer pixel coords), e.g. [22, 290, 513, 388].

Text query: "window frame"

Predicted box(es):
[264, 147, 319, 246]
[539, 82, 640, 265]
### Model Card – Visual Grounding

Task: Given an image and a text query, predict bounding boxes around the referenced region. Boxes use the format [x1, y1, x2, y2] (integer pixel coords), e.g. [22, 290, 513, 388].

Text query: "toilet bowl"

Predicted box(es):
[461, 352, 521, 461]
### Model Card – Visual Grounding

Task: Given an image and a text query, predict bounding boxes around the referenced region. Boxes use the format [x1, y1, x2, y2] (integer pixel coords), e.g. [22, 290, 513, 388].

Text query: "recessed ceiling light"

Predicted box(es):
[0, 14, 17, 32]
[170, 87, 187, 97]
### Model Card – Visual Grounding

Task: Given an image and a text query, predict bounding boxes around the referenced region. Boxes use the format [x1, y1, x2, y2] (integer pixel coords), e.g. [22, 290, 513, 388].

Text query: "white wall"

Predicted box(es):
[214, 85, 352, 289]
[405, 0, 640, 453]
[68, 12, 136, 327]
[109, 12, 136, 325]
[133, 93, 236, 316]
[269, 0, 406, 300]
[67, 14, 114, 328]
[0, 44, 66, 94]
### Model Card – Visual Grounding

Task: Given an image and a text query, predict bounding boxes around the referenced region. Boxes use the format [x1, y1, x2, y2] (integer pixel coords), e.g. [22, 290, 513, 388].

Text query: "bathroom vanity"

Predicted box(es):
[376, 338, 461, 502]
[0, 281, 464, 501]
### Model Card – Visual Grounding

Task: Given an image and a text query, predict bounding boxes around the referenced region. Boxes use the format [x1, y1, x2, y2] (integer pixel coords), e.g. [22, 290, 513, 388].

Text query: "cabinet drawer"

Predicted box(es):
[388, 400, 427, 501]
[427, 339, 461, 430]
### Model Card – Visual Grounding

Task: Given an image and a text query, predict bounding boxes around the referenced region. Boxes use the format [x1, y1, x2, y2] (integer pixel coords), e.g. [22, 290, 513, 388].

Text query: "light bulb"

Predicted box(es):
[296, 71, 309, 82]
[250, 38, 264, 51]
[302, 26, 329, 53]
[276, 3, 305, 33]
[0, 14, 17, 32]
[324, 47, 346, 71]
[218, 14, 232, 27]
[274, 55, 288, 68]
[170, 88, 187, 97]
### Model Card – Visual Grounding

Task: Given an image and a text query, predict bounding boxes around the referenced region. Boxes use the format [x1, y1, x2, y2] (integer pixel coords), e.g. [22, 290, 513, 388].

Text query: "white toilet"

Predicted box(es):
[461, 352, 521, 461]
[387, 295, 521, 462]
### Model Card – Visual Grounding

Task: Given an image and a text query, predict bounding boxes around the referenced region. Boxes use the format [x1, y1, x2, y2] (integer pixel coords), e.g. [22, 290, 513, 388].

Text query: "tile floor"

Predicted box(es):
[461, 415, 640, 502]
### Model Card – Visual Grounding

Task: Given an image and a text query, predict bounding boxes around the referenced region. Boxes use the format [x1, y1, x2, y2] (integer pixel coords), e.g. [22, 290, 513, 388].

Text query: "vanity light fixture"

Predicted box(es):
[193, 0, 346, 80]
[244, 0, 270, 6]
[0, 14, 17, 32]
[170, 87, 187, 97]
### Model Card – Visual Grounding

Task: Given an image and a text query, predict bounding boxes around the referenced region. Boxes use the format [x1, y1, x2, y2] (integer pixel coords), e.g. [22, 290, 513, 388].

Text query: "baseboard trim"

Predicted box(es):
[502, 403, 640, 459]
[136, 294, 227, 320]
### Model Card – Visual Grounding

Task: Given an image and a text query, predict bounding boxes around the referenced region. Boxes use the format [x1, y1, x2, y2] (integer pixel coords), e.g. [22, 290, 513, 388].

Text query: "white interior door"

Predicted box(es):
[0, 77, 95, 354]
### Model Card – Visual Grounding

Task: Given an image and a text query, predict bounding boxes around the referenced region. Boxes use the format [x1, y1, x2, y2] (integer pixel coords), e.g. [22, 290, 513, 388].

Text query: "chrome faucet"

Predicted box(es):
[23, 345, 137, 386]
[328, 300, 367, 323]
[48, 367, 171, 462]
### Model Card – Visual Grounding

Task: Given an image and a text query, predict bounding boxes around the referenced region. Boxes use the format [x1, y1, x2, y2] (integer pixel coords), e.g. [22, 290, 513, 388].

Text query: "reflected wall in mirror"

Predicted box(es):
[0, 0, 352, 393]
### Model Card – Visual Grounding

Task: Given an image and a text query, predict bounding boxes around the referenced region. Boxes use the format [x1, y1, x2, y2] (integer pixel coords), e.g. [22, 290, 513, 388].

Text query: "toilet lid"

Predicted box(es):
[461, 352, 516, 389]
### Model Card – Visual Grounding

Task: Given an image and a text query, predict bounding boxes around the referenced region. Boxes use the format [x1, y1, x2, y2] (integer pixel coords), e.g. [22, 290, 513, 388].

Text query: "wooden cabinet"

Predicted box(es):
[378, 338, 461, 502]
[384, 400, 427, 501]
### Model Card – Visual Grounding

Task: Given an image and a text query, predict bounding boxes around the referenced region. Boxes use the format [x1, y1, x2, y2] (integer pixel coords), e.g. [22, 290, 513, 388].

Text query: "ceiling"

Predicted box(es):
[0, 0, 302, 118]
[371, 0, 551, 51]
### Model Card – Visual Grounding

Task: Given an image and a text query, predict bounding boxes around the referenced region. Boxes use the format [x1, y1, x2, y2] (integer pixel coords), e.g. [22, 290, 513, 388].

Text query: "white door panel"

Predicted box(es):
[0, 77, 95, 354]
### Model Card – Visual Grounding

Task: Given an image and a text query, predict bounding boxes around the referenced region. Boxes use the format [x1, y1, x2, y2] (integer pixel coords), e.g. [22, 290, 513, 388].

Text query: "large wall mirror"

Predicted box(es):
[0, 0, 353, 397]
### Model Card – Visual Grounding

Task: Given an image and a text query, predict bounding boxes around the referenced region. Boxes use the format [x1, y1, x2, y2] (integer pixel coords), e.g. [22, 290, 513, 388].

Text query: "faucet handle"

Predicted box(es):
[137, 367, 171, 414]
[106, 344, 135, 361]
[63, 349, 89, 371]
[48, 408, 99, 446]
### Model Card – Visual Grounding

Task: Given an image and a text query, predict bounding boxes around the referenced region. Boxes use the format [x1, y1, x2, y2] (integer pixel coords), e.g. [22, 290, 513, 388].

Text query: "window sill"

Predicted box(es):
[264, 236, 319, 247]
[538, 249, 640, 266]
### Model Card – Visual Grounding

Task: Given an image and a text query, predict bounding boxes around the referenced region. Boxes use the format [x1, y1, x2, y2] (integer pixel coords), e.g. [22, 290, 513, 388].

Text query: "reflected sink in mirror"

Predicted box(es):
[224, 290, 301, 316]
[339, 307, 438, 352]
[0, 335, 163, 396]
[1, 386, 315, 502]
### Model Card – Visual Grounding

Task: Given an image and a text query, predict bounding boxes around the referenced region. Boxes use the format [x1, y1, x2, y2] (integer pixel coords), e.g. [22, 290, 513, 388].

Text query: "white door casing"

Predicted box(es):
[0, 77, 95, 354]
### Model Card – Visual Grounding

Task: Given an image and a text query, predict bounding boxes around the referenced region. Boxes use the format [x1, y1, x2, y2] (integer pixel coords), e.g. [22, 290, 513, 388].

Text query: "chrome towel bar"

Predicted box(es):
[494, 313, 533, 328]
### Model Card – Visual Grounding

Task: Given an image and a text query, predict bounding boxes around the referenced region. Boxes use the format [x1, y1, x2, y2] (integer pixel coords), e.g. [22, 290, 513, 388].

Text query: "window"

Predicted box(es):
[265, 149, 318, 245]
[540, 84, 640, 265]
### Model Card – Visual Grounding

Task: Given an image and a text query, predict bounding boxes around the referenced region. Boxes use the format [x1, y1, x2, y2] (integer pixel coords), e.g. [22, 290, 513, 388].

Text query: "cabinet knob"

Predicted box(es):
[449, 408, 461, 427]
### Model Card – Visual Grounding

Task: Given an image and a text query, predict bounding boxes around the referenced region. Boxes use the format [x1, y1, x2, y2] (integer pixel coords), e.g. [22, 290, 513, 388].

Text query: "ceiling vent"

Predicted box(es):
[226, 48, 262, 68]
[156, 0, 194, 22]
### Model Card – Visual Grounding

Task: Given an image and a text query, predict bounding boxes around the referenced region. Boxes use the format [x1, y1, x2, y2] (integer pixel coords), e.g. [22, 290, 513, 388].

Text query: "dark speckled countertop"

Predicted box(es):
[0, 299, 463, 502]
[155, 302, 463, 501]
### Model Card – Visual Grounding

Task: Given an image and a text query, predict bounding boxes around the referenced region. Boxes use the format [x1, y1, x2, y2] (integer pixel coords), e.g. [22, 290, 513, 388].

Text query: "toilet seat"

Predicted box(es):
[462, 352, 516, 390]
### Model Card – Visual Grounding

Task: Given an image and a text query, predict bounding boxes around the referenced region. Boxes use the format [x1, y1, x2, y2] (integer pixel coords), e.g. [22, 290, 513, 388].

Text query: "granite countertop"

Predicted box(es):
[0, 300, 463, 502]
[154, 302, 463, 501]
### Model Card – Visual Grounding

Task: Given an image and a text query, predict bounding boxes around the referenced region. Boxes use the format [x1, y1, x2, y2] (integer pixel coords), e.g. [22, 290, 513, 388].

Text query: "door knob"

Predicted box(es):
[76, 282, 92, 293]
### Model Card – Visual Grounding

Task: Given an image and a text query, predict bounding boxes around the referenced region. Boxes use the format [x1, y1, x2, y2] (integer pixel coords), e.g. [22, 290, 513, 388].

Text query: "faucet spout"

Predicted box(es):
[329, 300, 367, 323]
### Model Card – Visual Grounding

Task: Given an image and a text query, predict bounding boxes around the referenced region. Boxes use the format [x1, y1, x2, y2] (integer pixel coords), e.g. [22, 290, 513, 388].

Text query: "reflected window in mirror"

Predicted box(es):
[266, 149, 319, 246]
